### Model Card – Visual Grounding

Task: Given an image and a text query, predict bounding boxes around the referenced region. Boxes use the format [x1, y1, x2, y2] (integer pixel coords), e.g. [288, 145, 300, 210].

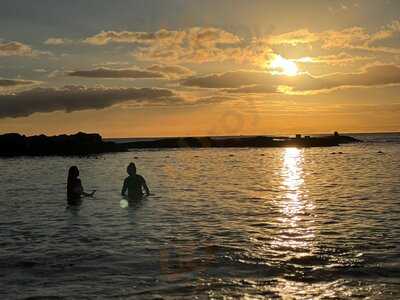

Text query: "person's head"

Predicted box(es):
[68, 166, 79, 180]
[127, 162, 136, 176]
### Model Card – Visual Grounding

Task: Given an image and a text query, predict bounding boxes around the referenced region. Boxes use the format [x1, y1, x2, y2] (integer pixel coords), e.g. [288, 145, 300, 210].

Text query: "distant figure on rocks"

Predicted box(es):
[121, 163, 150, 200]
[67, 166, 96, 205]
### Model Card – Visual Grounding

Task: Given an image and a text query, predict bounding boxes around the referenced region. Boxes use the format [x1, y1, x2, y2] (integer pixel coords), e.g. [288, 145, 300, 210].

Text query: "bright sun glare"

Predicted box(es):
[270, 55, 299, 76]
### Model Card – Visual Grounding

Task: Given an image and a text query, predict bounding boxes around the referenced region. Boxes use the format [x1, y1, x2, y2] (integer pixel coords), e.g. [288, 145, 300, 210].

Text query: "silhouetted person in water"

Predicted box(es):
[67, 166, 95, 205]
[121, 163, 150, 200]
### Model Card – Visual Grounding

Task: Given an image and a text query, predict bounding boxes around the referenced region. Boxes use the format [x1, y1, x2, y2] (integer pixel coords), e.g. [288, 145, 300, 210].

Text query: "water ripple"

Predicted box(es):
[0, 141, 400, 298]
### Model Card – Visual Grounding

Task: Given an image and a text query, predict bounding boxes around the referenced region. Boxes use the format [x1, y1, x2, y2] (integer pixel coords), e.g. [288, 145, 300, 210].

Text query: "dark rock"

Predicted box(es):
[0, 132, 127, 157]
[120, 133, 362, 149]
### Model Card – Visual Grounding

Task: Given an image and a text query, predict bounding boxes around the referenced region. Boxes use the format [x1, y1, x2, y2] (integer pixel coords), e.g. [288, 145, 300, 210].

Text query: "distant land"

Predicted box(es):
[0, 132, 361, 157]
[0, 132, 125, 157]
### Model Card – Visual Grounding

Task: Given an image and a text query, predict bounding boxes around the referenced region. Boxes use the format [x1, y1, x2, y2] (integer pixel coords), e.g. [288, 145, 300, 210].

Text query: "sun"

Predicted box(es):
[270, 55, 299, 76]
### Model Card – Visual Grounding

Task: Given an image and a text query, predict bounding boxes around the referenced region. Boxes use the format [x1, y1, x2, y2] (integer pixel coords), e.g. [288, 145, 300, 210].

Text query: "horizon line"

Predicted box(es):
[104, 130, 400, 140]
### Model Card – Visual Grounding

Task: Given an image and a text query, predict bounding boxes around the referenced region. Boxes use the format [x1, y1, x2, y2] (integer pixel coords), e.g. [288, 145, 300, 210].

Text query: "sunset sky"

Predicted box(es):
[1, 0, 400, 137]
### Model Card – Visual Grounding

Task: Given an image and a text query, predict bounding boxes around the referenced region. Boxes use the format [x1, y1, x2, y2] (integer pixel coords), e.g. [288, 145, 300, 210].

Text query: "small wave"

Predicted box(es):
[22, 297, 65, 300]
[196, 244, 242, 255]
[286, 254, 329, 266]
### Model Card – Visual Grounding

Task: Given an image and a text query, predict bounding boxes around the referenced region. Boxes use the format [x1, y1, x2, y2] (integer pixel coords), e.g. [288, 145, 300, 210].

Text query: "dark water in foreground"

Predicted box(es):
[0, 134, 399, 299]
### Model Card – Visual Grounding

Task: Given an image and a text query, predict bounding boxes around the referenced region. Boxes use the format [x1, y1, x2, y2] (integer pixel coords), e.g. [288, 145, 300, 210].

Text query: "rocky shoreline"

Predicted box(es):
[0, 132, 361, 157]
[120, 132, 361, 149]
[0, 132, 127, 157]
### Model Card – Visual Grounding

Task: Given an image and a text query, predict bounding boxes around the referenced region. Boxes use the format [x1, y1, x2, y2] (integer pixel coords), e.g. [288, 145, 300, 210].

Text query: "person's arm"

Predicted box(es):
[121, 178, 128, 196]
[79, 179, 96, 197]
[141, 177, 150, 196]
[83, 190, 96, 197]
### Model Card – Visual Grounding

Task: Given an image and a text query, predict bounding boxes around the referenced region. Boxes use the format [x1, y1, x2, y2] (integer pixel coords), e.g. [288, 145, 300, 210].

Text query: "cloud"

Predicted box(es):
[225, 85, 278, 94]
[47, 69, 63, 78]
[185, 27, 241, 46]
[370, 20, 400, 44]
[294, 53, 373, 66]
[268, 27, 370, 49]
[321, 27, 371, 49]
[0, 78, 38, 88]
[332, 64, 400, 87]
[182, 64, 400, 94]
[0, 85, 181, 118]
[182, 70, 276, 89]
[0, 41, 33, 56]
[84, 27, 240, 46]
[68, 64, 194, 79]
[93, 61, 131, 68]
[320, 26, 400, 54]
[146, 64, 194, 79]
[83, 27, 266, 64]
[268, 29, 319, 46]
[268, 20, 400, 54]
[133, 35, 269, 64]
[50, 27, 276, 65]
[187, 95, 239, 105]
[39, 21, 400, 67]
[84, 29, 184, 45]
[44, 38, 73, 45]
[68, 68, 164, 79]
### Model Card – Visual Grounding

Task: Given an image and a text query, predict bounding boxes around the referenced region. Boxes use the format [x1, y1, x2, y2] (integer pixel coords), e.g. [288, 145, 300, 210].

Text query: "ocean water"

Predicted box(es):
[0, 133, 399, 299]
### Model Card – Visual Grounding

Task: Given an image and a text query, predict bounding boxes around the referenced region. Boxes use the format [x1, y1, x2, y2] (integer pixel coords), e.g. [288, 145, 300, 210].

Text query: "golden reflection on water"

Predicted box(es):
[282, 147, 305, 217]
[271, 147, 316, 251]
[274, 148, 317, 297]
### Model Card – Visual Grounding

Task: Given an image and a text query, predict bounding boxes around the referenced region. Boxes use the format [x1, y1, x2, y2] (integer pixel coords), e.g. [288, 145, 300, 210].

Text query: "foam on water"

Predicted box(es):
[0, 134, 399, 299]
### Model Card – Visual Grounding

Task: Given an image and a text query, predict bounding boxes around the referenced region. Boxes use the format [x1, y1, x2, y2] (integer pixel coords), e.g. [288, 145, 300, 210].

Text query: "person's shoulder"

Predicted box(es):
[136, 174, 145, 181]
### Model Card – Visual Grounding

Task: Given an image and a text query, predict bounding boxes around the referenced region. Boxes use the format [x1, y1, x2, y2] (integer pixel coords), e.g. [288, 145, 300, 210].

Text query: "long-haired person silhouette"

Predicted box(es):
[67, 166, 96, 205]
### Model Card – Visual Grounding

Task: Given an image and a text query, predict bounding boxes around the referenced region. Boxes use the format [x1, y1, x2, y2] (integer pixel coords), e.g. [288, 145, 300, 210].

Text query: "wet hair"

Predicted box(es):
[127, 163, 137, 176]
[68, 166, 79, 183]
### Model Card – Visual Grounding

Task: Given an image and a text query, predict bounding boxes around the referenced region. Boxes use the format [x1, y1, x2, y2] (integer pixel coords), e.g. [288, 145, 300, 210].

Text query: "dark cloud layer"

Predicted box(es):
[182, 64, 400, 94]
[0, 85, 180, 118]
[182, 71, 274, 89]
[68, 68, 164, 79]
[68, 65, 193, 80]
[0, 78, 37, 88]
